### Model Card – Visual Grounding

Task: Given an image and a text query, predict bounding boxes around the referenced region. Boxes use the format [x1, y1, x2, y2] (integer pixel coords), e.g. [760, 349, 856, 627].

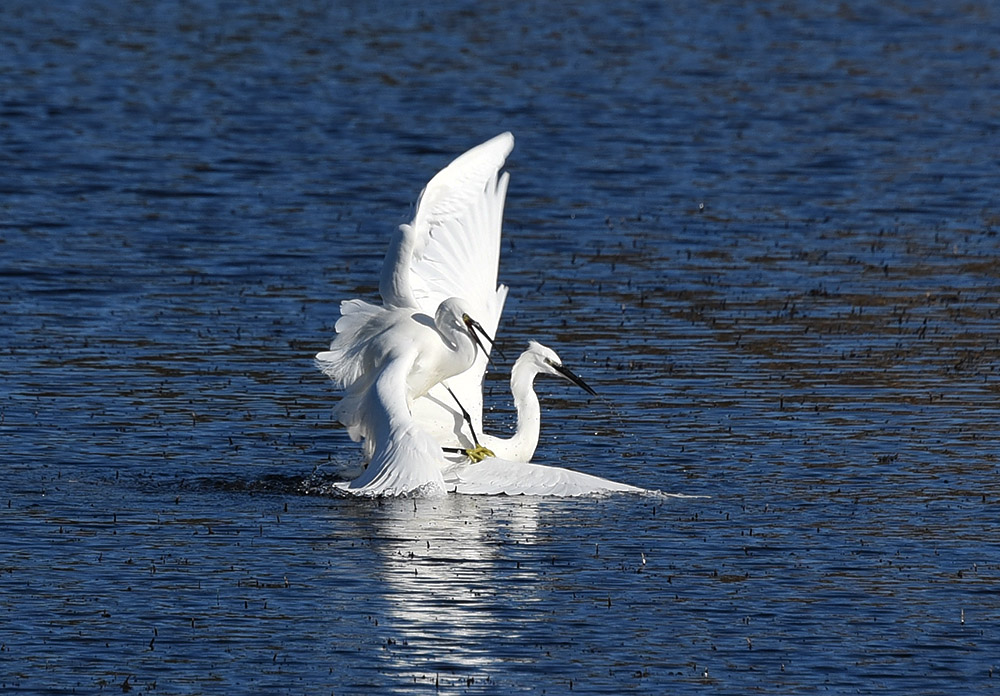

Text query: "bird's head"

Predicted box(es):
[436, 298, 500, 361]
[523, 341, 597, 396]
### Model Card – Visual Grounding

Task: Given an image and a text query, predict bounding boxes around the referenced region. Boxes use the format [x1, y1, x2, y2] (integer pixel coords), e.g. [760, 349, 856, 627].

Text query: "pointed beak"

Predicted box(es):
[463, 314, 505, 364]
[551, 361, 598, 396]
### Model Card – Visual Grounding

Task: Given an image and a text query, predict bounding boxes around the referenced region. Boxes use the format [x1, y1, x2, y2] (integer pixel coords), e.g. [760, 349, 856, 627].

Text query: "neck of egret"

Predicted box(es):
[476, 341, 596, 462]
[316, 133, 647, 496]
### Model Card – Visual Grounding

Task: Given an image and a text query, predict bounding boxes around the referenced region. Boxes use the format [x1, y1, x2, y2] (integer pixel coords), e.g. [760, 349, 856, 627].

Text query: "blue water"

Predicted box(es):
[3, 1, 999, 693]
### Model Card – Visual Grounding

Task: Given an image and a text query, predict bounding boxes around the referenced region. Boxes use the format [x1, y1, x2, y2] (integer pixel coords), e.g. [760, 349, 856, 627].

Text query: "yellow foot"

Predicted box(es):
[465, 445, 495, 463]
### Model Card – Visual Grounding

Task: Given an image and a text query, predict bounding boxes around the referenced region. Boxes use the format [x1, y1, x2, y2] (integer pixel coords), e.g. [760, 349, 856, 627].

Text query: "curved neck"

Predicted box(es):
[449, 330, 478, 372]
[504, 358, 542, 461]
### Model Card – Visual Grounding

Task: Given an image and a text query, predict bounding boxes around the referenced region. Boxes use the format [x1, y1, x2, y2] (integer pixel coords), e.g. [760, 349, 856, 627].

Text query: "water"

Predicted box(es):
[2, 0, 999, 693]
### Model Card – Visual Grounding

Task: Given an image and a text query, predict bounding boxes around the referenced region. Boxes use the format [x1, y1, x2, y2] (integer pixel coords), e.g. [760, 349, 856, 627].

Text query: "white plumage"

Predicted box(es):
[444, 457, 645, 497]
[385, 133, 513, 449]
[432, 341, 598, 464]
[317, 132, 647, 497]
[316, 297, 493, 495]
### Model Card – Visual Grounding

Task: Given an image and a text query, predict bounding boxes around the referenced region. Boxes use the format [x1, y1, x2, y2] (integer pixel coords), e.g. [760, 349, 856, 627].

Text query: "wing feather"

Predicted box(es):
[394, 134, 514, 440]
[338, 349, 448, 496]
[314, 299, 385, 390]
[446, 458, 647, 496]
[407, 134, 512, 325]
[380, 132, 513, 320]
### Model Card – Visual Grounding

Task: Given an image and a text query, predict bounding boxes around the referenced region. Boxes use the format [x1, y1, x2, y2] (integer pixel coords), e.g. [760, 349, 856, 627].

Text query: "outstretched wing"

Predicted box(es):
[380, 132, 513, 325]
[381, 133, 514, 443]
[445, 458, 648, 497]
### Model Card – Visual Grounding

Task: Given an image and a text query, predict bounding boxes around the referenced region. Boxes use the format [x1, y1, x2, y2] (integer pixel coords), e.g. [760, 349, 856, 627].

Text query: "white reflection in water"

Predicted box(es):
[363, 495, 544, 681]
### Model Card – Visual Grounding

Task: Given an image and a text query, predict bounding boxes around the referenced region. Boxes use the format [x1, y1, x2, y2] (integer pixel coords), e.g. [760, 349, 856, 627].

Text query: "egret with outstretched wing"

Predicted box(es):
[386, 133, 513, 456]
[315, 133, 512, 496]
[317, 132, 646, 496]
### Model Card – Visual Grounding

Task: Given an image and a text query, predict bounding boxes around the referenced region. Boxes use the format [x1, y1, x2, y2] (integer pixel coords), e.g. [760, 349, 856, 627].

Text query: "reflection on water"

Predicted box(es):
[360, 496, 542, 685]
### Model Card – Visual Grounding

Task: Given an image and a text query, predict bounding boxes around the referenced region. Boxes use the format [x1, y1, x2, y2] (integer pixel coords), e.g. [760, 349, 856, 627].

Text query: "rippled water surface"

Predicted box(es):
[3, 1, 1000, 693]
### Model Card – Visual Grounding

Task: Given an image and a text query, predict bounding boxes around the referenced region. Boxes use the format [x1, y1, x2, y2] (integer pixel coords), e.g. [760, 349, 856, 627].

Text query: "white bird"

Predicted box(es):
[316, 133, 513, 495]
[428, 344, 648, 497]
[426, 340, 598, 463]
[317, 132, 648, 497]
[316, 297, 494, 495]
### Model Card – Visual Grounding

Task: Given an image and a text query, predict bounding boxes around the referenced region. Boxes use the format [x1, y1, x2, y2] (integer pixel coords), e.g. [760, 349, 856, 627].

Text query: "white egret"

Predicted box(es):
[424, 341, 597, 463]
[317, 132, 647, 496]
[316, 297, 494, 495]
[316, 133, 513, 495]
[429, 342, 648, 496]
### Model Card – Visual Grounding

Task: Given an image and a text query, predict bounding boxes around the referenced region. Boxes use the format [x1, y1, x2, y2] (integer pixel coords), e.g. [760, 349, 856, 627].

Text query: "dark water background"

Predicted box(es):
[2, 1, 999, 693]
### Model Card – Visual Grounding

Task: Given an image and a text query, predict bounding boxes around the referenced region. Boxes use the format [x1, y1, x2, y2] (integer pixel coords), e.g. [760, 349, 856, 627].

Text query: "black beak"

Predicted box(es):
[551, 361, 597, 396]
[463, 314, 505, 364]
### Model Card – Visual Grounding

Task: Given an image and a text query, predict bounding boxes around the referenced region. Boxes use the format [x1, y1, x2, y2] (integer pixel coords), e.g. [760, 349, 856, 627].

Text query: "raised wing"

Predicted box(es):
[380, 131, 513, 323]
[381, 133, 514, 441]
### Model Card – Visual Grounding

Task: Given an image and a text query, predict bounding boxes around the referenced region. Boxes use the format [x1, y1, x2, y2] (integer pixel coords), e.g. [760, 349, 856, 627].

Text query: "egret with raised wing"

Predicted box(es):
[316, 297, 495, 495]
[316, 133, 512, 495]
[317, 132, 647, 496]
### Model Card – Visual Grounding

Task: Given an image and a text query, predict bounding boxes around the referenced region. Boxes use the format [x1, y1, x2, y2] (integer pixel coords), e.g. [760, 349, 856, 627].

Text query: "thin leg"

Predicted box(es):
[443, 384, 481, 447]
[442, 384, 494, 463]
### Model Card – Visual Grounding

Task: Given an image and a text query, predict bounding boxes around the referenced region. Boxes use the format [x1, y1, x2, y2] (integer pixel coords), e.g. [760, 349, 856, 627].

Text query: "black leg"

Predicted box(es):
[444, 384, 482, 447]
